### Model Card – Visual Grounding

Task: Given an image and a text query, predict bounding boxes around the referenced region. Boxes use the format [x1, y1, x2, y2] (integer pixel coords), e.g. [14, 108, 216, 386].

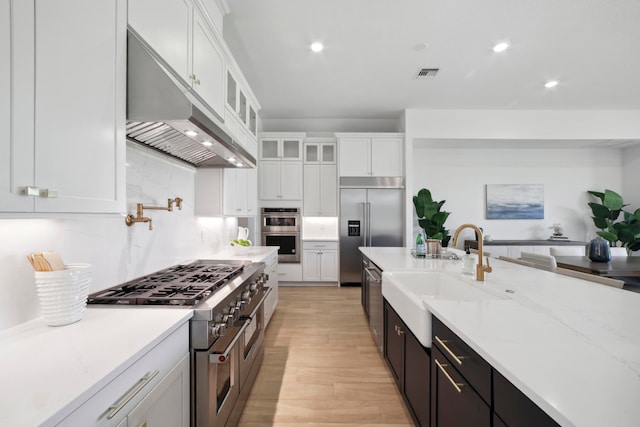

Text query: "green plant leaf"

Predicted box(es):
[587, 190, 605, 203]
[618, 227, 636, 243]
[588, 202, 610, 219]
[597, 230, 618, 242]
[592, 217, 609, 229]
[602, 189, 624, 211]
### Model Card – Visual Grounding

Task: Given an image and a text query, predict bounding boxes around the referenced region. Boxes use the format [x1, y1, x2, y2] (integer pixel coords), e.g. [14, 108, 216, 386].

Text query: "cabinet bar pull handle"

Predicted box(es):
[106, 370, 159, 419]
[22, 186, 40, 196]
[435, 359, 463, 393]
[435, 335, 463, 365]
[364, 267, 381, 283]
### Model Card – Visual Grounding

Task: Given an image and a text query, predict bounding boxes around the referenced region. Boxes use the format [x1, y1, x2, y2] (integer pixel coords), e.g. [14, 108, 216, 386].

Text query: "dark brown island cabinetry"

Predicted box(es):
[384, 301, 430, 427]
[493, 369, 560, 427]
[432, 316, 560, 427]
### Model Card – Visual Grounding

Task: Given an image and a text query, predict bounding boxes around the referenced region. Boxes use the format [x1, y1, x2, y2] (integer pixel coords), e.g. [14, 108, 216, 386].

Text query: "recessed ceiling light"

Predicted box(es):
[310, 42, 324, 53]
[236, 163, 244, 167]
[228, 157, 236, 162]
[544, 80, 559, 88]
[201, 140, 213, 147]
[493, 42, 509, 53]
[185, 130, 198, 137]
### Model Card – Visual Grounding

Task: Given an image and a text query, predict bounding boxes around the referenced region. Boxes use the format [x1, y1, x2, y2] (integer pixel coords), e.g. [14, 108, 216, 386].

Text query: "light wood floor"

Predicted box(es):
[238, 286, 415, 427]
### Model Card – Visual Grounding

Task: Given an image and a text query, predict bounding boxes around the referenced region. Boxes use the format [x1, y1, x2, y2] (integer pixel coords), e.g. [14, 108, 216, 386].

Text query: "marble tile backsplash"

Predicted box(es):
[0, 143, 236, 330]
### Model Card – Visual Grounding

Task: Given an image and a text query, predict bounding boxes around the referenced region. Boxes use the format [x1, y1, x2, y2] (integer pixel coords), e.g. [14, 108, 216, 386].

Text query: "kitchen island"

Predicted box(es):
[361, 246, 640, 427]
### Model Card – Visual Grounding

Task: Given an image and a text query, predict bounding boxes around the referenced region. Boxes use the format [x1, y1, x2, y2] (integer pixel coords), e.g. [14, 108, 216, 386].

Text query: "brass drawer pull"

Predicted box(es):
[435, 358, 463, 393]
[435, 335, 463, 365]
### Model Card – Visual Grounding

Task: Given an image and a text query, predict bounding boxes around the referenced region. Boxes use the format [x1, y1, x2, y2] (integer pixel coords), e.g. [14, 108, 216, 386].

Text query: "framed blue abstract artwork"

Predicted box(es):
[486, 184, 544, 220]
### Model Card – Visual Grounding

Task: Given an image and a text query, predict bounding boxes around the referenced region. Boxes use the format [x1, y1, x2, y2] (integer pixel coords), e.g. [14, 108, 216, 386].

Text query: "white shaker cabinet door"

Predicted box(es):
[192, 10, 225, 119]
[128, 0, 191, 83]
[279, 162, 302, 200]
[126, 353, 190, 427]
[0, 0, 35, 212]
[320, 249, 339, 282]
[258, 161, 281, 200]
[245, 167, 258, 216]
[371, 137, 403, 176]
[319, 164, 338, 216]
[339, 137, 370, 176]
[33, 0, 126, 213]
[303, 164, 321, 215]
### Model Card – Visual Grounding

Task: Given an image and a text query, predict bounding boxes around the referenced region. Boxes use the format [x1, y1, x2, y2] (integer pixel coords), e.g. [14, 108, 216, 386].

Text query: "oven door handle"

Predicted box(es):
[208, 287, 271, 364]
[248, 287, 271, 317]
[209, 320, 250, 364]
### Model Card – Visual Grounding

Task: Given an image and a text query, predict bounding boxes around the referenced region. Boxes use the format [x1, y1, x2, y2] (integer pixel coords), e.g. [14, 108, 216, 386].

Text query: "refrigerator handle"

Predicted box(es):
[366, 202, 372, 247]
[360, 202, 368, 247]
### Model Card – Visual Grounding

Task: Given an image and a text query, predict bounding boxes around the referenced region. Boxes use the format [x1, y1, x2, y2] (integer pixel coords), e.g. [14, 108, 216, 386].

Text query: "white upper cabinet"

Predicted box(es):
[1, 0, 126, 214]
[303, 139, 337, 216]
[129, 0, 225, 119]
[225, 69, 259, 156]
[223, 168, 258, 216]
[371, 137, 403, 177]
[259, 161, 302, 201]
[258, 134, 304, 201]
[260, 137, 303, 161]
[337, 133, 404, 177]
[194, 168, 223, 216]
[192, 11, 225, 117]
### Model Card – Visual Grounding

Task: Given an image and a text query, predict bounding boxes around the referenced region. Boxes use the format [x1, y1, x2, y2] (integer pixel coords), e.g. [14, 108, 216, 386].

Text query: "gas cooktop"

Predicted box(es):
[87, 261, 245, 306]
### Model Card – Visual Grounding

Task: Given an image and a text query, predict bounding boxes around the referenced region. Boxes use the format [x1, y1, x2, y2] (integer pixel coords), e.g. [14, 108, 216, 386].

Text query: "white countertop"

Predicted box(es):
[0, 308, 192, 426]
[362, 246, 640, 427]
[210, 245, 278, 263]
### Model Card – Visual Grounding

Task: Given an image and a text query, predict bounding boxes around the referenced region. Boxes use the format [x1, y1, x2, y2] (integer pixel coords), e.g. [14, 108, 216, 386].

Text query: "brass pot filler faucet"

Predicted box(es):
[125, 197, 183, 230]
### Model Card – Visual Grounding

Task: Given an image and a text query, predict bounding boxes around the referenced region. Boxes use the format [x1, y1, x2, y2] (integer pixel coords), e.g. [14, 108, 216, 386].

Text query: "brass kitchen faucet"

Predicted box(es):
[125, 197, 183, 230]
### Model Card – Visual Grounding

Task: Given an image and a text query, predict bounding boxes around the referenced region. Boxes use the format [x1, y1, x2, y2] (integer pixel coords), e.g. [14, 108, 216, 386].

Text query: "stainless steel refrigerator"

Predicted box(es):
[339, 177, 404, 285]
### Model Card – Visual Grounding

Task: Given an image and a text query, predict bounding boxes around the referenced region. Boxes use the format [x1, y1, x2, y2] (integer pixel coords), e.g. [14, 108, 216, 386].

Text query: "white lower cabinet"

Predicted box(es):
[57, 323, 189, 427]
[124, 353, 190, 427]
[302, 241, 338, 282]
[277, 262, 303, 282]
[263, 251, 279, 326]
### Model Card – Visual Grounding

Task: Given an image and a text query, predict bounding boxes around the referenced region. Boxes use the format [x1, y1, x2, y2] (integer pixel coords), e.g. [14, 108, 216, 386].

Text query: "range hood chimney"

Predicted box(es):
[126, 29, 255, 168]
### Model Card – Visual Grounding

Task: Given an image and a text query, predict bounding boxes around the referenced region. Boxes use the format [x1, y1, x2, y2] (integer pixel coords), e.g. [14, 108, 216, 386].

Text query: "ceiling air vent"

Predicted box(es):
[416, 68, 439, 79]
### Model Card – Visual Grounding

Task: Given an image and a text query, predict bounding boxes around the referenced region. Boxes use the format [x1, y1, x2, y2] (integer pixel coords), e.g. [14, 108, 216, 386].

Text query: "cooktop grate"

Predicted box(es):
[87, 262, 244, 306]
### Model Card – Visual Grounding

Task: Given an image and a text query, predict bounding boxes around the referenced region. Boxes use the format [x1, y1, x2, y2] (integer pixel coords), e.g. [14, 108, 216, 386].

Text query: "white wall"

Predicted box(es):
[622, 144, 640, 210]
[410, 145, 623, 246]
[0, 143, 239, 330]
[403, 108, 640, 246]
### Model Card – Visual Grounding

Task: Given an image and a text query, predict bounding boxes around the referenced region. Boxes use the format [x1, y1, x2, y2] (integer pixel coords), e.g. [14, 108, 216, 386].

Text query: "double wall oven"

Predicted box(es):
[87, 260, 270, 427]
[261, 207, 300, 263]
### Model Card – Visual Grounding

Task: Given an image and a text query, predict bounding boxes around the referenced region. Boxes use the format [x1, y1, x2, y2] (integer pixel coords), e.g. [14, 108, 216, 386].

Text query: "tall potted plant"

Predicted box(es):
[588, 189, 640, 252]
[413, 188, 451, 247]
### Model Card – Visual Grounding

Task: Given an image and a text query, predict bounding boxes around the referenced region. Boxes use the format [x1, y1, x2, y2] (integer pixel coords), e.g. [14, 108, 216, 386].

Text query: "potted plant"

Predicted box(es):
[413, 188, 451, 247]
[587, 189, 640, 252]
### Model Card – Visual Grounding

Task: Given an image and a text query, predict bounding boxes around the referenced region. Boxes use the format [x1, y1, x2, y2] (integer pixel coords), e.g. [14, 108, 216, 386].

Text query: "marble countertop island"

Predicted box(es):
[361, 246, 640, 427]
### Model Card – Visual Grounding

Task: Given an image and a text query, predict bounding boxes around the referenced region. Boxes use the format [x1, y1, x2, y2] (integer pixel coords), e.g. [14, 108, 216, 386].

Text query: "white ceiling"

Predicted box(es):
[223, 0, 640, 121]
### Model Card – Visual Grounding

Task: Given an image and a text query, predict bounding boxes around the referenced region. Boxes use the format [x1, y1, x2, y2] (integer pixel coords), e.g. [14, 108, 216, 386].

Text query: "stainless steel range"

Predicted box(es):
[87, 260, 270, 427]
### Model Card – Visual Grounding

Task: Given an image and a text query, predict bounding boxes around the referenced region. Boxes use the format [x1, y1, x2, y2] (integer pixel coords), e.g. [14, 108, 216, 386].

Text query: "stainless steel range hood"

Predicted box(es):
[126, 29, 255, 168]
